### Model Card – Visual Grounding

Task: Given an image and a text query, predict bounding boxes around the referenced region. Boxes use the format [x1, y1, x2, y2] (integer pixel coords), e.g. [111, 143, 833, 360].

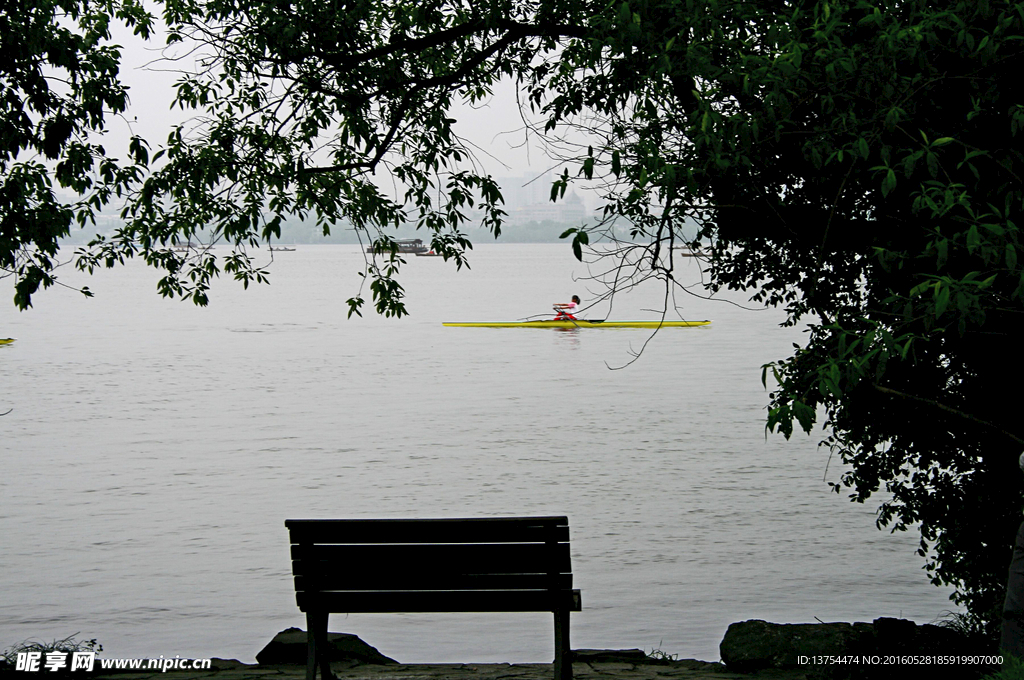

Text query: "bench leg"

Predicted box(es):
[553, 609, 572, 680]
[305, 616, 316, 680]
[306, 611, 333, 680]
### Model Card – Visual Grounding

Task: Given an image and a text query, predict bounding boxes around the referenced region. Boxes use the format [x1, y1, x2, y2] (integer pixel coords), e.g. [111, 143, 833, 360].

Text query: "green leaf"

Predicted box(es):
[934, 283, 950, 317]
[881, 168, 896, 197]
[571, 230, 589, 261]
[791, 400, 816, 433]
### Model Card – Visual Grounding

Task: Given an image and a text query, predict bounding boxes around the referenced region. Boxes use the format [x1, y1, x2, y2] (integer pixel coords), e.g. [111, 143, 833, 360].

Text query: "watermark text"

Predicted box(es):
[15, 652, 212, 672]
[797, 654, 1003, 666]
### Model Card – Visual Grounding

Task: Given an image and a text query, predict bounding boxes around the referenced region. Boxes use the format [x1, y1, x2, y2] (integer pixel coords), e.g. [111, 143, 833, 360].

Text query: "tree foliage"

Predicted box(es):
[1, 0, 153, 308]
[534, 0, 1024, 635]
[86, 0, 563, 313]
[4, 0, 1024, 636]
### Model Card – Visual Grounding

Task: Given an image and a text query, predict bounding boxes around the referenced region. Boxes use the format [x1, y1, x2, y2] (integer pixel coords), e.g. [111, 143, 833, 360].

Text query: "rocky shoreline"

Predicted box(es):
[3, 619, 999, 680]
[83, 657, 801, 680]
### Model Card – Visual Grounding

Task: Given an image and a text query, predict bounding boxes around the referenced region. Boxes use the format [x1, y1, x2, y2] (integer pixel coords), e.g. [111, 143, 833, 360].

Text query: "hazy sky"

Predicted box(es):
[109, 19, 565, 184]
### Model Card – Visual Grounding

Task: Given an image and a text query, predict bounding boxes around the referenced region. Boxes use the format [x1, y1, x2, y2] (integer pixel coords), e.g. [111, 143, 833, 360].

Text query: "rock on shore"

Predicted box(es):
[719, 617, 991, 677]
[255, 627, 397, 665]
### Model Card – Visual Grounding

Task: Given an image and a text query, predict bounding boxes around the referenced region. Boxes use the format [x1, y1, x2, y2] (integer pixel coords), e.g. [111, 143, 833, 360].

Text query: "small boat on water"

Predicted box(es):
[172, 242, 215, 252]
[366, 238, 430, 255]
[270, 246, 296, 252]
[0, 338, 16, 344]
[443, 319, 711, 329]
[672, 247, 702, 257]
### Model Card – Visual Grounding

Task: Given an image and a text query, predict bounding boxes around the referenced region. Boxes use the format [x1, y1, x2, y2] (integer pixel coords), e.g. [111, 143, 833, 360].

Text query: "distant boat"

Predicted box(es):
[672, 246, 704, 257]
[366, 238, 430, 255]
[172, 242, 214, 252]
[270, 246, 296, 252]
[415, 250, 443, 257]
[443, 320, 711, 329]
[0, 338, 15, 345]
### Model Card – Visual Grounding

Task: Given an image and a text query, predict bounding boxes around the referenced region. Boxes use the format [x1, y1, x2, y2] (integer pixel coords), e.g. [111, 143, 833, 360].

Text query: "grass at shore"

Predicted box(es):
[984, 655, 1024, 680]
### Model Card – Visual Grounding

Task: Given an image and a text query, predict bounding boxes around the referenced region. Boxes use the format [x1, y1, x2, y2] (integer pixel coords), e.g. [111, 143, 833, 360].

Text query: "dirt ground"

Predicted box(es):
[84, 657, 811, 680]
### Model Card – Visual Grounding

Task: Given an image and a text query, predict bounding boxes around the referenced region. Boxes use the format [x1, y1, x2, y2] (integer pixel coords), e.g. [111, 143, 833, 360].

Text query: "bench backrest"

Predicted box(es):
[286, 516, 578, 613]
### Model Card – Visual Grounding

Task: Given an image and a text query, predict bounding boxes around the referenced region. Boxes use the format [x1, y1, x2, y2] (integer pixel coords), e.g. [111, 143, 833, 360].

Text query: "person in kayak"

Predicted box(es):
[553, 295, 581, 320]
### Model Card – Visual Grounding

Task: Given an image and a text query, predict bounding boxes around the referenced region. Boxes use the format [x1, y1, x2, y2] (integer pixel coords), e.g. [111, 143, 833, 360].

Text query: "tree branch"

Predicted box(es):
[872, 383, 1024, 445]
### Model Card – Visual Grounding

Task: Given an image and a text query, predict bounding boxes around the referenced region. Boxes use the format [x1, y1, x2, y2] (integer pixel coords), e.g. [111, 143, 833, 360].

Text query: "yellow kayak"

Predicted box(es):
[0, 338, 15, 344]
[442, 320, 711, 329]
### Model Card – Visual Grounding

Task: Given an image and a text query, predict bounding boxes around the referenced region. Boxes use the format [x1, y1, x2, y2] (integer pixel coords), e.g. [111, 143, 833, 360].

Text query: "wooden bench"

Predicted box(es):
[285, 516, 582, 680]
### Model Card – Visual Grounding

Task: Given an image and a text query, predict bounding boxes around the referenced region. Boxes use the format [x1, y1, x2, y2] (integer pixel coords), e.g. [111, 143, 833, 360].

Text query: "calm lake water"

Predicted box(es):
[1, 244, 956, 663]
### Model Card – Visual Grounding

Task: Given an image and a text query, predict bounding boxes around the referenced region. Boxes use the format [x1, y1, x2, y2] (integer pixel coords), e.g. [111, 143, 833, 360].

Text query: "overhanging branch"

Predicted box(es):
[872, 383, 1024, 446]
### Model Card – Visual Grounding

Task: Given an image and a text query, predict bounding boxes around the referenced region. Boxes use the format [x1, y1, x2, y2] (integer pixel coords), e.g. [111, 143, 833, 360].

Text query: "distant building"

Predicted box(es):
[505, 190, 588, 225]
[493, 173, 591, 225]
[495, 172, 553, 208]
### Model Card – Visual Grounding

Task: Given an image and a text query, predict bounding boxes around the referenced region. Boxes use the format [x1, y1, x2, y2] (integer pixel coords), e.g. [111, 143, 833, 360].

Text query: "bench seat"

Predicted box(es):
[286, 516, 582, 680]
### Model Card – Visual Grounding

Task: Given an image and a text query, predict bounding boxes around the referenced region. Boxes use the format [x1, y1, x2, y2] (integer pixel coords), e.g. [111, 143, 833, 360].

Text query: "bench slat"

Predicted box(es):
[295, 588, 582, 613]
[291, 542, 571, 575]
[293, 572, 573, 592]
[286, 517, 569, 545]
